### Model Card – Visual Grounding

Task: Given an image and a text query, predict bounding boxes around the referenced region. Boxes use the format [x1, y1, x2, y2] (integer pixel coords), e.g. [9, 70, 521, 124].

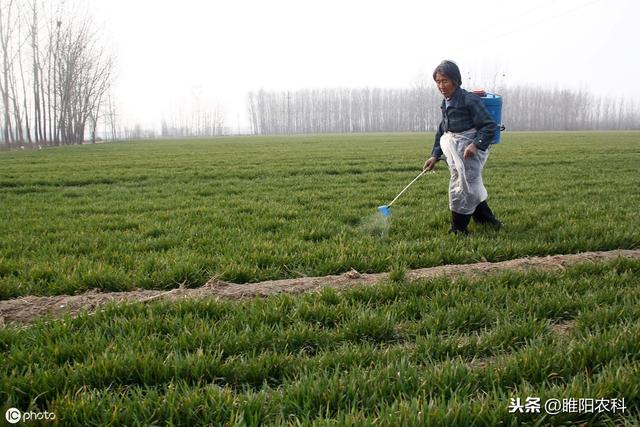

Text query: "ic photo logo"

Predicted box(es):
[5, 407, 56, 424]
[5, 408, 21, 424]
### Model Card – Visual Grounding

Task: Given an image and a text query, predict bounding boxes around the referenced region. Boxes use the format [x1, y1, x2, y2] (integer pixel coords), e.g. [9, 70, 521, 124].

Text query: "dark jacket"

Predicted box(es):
[431, 87, 497, 158]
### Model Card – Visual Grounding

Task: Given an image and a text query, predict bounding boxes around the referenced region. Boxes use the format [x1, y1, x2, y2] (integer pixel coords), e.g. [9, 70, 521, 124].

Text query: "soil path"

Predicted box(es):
[1, 249, 638, 327]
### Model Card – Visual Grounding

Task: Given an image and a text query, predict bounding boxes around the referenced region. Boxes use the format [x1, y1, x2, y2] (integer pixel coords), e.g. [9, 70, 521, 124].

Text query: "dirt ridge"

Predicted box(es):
[1, 249, 638, 326]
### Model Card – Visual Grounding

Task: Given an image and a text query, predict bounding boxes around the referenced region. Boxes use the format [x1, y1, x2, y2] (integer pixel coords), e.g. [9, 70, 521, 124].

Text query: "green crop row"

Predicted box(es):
[1, 258, 639, 425]
[1, 132, 639, 299]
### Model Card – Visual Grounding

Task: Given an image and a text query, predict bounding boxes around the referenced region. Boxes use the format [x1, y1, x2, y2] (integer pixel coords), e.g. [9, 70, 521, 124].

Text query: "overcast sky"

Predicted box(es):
[86, 0, 639, 130]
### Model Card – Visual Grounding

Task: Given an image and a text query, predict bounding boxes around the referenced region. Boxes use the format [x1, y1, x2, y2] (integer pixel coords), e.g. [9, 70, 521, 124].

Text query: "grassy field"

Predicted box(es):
[1, 132, 639, 425]
[1, 259, 639, 425]
[0, 132, 639, 299]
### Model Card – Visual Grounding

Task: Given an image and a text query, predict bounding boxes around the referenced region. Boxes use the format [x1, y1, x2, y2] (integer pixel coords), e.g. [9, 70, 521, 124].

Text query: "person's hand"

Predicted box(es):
[423, 156, 438, 171]
[463, 143, 477, 159]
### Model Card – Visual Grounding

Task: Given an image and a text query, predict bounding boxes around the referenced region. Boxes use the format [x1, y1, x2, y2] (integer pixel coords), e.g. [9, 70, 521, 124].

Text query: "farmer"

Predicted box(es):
[423, 60, 502, 234]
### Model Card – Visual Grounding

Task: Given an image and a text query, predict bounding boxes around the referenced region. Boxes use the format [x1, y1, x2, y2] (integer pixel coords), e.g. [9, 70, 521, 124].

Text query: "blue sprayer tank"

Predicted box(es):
[473, 91, 503, 144]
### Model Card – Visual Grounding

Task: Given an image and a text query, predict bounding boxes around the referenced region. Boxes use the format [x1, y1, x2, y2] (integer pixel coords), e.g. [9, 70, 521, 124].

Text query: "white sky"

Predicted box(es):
[86, 0, 639, 130]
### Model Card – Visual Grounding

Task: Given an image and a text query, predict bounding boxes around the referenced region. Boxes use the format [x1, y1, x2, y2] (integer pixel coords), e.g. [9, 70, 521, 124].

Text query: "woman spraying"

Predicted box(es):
[424, 60, 502, 234]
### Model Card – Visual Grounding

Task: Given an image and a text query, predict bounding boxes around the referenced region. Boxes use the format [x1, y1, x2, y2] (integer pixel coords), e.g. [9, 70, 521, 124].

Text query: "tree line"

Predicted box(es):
[160, 96, 226, 138]
[501, 85, 639, 131]
[247, 86, 640, 135]
[0, 0, 114, 148]
[247, 88, 441, 135]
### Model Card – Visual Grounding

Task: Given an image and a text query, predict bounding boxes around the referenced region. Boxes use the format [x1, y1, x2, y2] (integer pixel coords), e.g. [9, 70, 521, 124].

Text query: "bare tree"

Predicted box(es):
[0, 0, 115, 148]
[0, 0, 16, 145]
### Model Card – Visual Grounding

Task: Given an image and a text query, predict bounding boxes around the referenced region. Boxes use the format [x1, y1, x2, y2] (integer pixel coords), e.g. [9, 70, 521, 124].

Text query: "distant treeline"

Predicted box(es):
[247, 88, 439, 135]
[247, 86, 640, 135]
[160, 109, 226, 138]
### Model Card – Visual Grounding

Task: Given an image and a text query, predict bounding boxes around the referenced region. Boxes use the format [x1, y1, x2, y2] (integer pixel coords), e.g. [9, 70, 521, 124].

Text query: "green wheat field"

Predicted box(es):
[1, 132, 639, 425]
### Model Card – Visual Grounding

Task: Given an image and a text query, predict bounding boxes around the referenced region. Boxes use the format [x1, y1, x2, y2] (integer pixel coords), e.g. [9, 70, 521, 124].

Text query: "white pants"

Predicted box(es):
[440, 130, 489, 215]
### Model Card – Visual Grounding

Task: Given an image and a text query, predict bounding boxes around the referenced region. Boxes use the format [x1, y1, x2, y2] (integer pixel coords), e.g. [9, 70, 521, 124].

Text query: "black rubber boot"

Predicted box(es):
[449, 211, 471, 235]
[472, 201, 502, 229]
